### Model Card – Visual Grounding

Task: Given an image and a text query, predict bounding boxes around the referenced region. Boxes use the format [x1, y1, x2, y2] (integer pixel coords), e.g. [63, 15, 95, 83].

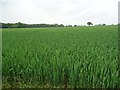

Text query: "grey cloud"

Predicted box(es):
[1, 0, 119, 25]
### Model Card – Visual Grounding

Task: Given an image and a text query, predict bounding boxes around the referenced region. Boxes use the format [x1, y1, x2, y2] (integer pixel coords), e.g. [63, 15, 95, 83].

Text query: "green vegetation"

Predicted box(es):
[1, 22, 65, 28]
[2, 26, 119, 88]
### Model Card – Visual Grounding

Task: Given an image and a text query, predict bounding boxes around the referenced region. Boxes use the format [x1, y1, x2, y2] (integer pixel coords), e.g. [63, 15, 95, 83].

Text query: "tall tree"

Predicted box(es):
[17, 22, 23, 28]
[87, 22, 93, 26]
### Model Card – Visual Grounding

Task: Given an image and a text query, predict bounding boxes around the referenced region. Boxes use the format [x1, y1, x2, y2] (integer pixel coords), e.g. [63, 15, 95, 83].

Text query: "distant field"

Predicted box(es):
[2, 26, 119, 88]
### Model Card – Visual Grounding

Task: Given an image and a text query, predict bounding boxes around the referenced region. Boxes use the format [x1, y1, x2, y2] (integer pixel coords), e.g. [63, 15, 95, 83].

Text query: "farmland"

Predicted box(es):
[2, 25, 119, 88]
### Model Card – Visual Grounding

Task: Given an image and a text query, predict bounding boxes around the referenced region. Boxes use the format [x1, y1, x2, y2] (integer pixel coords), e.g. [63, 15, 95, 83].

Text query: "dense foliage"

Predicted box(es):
[0, 22, 65, 28]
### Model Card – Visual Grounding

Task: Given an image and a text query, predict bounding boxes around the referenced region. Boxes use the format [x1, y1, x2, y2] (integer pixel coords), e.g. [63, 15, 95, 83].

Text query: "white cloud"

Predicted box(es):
[0, 0, 119, 25]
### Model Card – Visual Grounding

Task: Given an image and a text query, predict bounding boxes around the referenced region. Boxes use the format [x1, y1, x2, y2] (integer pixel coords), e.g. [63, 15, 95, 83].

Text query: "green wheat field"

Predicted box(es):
[2, 25, 119, 88]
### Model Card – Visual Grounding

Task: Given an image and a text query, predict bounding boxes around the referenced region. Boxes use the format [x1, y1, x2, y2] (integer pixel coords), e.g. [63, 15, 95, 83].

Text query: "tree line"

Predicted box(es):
[0, 22, 67, 28]
[0, 22, 108, 28]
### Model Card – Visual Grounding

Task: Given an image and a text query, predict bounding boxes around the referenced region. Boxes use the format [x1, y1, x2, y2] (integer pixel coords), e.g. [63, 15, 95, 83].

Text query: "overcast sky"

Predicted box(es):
[0, 0, 119, 25]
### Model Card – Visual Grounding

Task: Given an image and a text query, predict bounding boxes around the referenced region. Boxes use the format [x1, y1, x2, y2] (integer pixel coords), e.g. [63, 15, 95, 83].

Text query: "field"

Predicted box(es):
[2, 25, 119, 88]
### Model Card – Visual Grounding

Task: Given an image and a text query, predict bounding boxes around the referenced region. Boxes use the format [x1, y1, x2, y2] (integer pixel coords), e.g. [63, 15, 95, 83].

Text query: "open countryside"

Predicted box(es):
[2, 25, 119, 88]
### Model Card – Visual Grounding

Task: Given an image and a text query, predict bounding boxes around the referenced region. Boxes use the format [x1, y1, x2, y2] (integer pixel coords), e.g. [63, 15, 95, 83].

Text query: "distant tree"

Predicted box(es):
[55, 24, 59, 27]
[60, 24, 64, 27]
[1, 22, 66, 28]
[7, 23, 11, 28]
[17, 22, 23, 28]
[87, 22, 93, 26]
[68, 25, 72, 27]
[74, 25, 77, 27]
[102, 24, 106, 26]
